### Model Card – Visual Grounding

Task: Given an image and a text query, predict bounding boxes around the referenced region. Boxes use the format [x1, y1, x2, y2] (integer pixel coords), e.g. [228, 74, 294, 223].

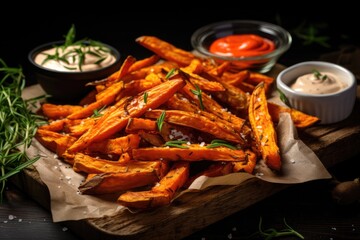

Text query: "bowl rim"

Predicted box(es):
[28, 40, 121, 75]
[191, 19, 292, 61]
[276, 61, 356, 97]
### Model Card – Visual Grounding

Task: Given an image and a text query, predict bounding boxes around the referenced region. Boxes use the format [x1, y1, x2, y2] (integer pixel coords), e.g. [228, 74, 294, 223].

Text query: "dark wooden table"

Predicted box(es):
[1, 154, 359, 240]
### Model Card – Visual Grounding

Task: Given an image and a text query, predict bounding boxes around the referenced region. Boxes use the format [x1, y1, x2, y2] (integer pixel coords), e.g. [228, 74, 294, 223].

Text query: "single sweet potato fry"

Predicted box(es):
[136, 36, 196, 66]
[145, 109, 245, 144]
[41, 103, 83, 120]
[248, 82, 281, 171]
[73, 152, 168, 175]
[128, 55, 161, 73]
[267, 101, 320, 128]
[133, 143, 257, 162]
[125, 118, 157, 133]
[78, 171, 161, 194]
[85, 133, 141, 155]
[117, 161, 189, 209]
[184, 162, 233, 188]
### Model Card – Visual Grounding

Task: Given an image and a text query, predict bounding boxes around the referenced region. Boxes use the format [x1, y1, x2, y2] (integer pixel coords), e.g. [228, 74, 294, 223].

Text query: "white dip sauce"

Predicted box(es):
[290, 71, 347, 94]
[34, 45, 116, 72]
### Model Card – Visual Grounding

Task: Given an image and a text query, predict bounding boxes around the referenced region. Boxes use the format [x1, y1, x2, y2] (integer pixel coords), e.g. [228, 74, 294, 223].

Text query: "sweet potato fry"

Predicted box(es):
[145, 109, 245, 144]
[133, 143, 257, 162]
[117, 161, 189, 209]
[38, 118, 80, 133]
[232, 149, 258, 174]
[35, 129, 77, 157]
[67, 82, 123, 120]
[248, 82, 281, 171]
[181, 81, 249, 134]
[128, 55, 161, 73]
[267, 101, 320, 128]
[41, 103, 83, 120]
[179, 70, 226, 92]
[78, 171, 161, 194]
[125, 118, 157, 133]
[85, 133, 141, 156]
[73, 152, 167, 175]
[184, 162, 233, 188]
[246, 72, 274, 93]
[136, 36, 196, 66]
[105, 55, 137, 84]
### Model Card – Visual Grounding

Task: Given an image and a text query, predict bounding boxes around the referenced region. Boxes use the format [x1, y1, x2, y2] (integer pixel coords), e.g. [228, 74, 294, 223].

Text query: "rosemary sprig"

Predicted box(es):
[0, 59, 45, 202]
[276, 88, 292, 108]
[164, 140, 189, 149]
[191, 84, 204, 110]
[249, 217, 304, 239]
[165, 68, 176, 79]
[206, 139, 237, 150]
[40, 24, 111, 71]
[91, 105, 107, 118]
[156, 110, 166, 132]
[143, 91, 148, 104]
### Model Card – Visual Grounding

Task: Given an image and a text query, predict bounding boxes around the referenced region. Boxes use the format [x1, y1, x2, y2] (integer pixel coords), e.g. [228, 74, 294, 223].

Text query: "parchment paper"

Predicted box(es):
[23, 84, 332, 222]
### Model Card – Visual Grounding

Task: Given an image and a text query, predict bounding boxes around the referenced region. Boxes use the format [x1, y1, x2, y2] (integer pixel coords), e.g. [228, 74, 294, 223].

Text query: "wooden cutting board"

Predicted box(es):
[12, 65, 360, 239]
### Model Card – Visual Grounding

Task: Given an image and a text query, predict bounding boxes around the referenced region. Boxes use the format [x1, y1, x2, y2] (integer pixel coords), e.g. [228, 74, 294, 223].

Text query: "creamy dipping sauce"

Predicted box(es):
[34, 45, 116, 72]
[290, 71, 347, 94]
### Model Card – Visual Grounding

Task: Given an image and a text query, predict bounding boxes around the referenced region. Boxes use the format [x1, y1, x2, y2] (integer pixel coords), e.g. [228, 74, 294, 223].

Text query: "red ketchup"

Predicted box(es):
[209, 34, 275, 58]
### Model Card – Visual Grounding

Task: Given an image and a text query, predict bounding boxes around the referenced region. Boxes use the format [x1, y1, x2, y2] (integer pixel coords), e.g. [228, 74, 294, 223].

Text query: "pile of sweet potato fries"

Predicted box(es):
[35, 36, 320, 209]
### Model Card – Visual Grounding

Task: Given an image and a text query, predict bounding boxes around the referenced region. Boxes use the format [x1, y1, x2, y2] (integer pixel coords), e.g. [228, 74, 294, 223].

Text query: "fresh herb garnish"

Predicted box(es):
[164, 140, 189, 149]
[156, 110, 166, 132]
[0, 59, 46, 202]
[91, 105, 106, 118]
[206, 139, 237, 149]
[40, 24, 111, 71]
[253, 217, 304, 239]
[276, 88, 292, 108]
[165, 68, 176, 79]
[190, 84, 204, 110]
[143, 91, 148, 104]
[312, 69, 328, 81]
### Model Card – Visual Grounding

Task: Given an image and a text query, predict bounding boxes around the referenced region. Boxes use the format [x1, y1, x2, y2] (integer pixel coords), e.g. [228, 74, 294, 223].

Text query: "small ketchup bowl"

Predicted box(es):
[276, 61, 357, 124]
[191, 20, 292, 73]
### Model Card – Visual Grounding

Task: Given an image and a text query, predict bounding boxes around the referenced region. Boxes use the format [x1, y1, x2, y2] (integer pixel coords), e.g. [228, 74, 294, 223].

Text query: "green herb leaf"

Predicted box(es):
[164, 140, 189, 149]
[156, 110, 166, 132]
[64, 24, 76, 47]
[91, 105, 106, 118]
[276, 88, 292, 108]
[143, 92, 148, 104]
[165, 68, 176, 79]
[206, 139, 237, 149]
[312, 69, 327, 81]
[190, 84, 204, 110]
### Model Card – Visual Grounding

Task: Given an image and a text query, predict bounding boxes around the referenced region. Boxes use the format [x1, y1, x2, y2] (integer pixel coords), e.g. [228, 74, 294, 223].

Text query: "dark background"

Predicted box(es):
[1, 4, 360, 240]
[1, 5, 360, 86]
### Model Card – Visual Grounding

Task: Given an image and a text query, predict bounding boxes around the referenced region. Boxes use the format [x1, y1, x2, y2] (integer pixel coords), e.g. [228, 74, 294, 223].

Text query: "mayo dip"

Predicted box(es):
[290, 71, 348, 94]
[34, 45, 116, 72]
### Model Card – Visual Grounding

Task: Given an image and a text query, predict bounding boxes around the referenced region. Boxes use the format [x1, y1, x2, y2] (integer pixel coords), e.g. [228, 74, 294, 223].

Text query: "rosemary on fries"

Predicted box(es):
[0, 59, 45, 202]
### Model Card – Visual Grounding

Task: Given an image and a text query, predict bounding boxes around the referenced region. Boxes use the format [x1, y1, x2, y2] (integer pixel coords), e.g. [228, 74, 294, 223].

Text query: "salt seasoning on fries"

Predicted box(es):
[35, 36, 320, 210]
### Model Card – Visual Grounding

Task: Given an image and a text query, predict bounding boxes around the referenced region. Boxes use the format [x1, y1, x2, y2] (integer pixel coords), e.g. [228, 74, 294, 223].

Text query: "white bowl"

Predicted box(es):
[276, 61, 357, 124]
